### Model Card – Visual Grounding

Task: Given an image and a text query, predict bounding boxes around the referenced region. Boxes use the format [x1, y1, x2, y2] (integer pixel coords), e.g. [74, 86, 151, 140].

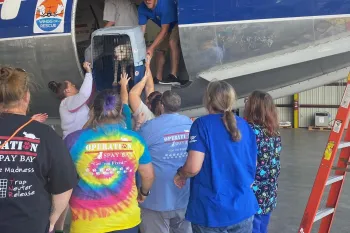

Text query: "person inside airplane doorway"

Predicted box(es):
[138, 0, 187, 86]
[103, 0, 139, 27]
[48, 62, 93, 139]
[84, 0, 138, 68]
[0, 66, 77, 233]
[244, 91, 282, 233]
[174, 81, 259, 233]
[138, 90, 193, 233]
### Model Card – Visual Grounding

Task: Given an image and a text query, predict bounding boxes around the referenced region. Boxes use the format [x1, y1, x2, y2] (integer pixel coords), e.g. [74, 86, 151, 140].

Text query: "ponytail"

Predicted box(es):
[48, 81, 59, 94]
[48, 81, 67, 100]
[223, 111, 241, 141]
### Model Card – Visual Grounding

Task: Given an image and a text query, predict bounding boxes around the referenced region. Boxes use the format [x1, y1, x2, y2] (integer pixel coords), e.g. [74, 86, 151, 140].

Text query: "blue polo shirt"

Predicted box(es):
[138, 0, 178, 31]
[186, 114, 259, 227]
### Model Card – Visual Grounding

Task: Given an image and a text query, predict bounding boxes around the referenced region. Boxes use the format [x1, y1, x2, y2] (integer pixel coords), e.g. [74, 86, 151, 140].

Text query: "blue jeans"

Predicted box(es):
[252, 213, 271, 233]
[192, 216, 253, 233]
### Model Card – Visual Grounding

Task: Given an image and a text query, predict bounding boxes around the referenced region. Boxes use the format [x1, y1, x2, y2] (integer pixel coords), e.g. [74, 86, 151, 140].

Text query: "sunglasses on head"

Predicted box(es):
[1, 67, 26, 72]
[14, 67, 26, 72]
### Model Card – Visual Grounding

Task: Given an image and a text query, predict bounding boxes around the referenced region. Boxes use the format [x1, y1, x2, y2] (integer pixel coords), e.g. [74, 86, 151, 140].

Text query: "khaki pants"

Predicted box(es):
[156, 25, 179, 52]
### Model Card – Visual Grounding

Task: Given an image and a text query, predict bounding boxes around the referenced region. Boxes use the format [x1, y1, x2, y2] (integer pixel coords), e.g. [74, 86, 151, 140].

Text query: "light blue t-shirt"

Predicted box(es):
[138, 0, 178, 31]
[186, 114, 259, 227]
[138, 113, 192, 211]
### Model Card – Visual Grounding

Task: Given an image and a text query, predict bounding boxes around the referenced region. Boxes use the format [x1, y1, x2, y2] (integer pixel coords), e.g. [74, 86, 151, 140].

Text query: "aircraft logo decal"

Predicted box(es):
[33, 0, 67, 34]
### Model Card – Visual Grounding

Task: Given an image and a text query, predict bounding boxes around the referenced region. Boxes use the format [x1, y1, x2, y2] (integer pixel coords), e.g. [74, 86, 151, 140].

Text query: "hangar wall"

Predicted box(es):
[276, 79, 348, 128]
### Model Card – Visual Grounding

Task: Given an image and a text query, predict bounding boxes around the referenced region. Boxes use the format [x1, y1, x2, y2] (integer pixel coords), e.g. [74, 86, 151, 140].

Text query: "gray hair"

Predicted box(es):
[162, 90, 181, 113]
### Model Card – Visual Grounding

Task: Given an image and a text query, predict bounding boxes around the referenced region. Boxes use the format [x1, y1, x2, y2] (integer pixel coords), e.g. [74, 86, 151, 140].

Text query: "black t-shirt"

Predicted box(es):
[0, 114, 77, 233]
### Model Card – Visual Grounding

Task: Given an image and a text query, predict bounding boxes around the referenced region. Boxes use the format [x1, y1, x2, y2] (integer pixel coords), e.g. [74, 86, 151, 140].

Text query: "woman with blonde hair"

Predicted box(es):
[174, 81, 259, 233]
[0, 66, 77, 233]
[244, 91, 282, 233]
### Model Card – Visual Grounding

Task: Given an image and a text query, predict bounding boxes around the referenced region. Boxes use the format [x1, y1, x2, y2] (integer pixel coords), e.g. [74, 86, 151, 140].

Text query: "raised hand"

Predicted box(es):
[119, 72, 131, 87]
[146, 48, 154, 61]
[83, 62, 92, 73]
[32, 113, 48, 123]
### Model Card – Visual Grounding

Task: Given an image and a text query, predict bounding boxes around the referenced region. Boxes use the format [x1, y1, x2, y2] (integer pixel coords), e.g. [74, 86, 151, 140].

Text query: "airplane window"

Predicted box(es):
[1, 0, 22, 20]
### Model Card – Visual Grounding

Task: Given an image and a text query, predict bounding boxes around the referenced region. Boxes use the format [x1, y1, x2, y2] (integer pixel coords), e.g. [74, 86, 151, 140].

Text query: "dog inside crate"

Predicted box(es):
[92, 34, 135, 90]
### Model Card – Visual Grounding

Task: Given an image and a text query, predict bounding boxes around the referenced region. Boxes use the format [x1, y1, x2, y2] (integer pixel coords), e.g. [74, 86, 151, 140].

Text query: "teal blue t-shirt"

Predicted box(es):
[122, 104, 132, 130]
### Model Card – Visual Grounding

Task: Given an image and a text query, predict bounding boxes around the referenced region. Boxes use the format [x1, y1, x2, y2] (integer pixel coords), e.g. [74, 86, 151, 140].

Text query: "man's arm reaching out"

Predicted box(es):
[147, 24, 169, 57]
[141, 25, 147, 34]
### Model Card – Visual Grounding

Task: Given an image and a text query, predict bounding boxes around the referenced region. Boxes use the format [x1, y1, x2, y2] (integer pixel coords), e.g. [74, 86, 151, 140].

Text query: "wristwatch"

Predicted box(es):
[140, 187, 150, 196]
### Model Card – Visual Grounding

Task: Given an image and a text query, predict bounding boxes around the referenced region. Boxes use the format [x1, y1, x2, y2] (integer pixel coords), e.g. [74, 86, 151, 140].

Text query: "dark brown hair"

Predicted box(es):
[48, 81, 68, 100]
[204, 81, 241, 141]
[244, 90, 279, 136]
[147, 91, 163, 116]
[0, 67, 29, 110]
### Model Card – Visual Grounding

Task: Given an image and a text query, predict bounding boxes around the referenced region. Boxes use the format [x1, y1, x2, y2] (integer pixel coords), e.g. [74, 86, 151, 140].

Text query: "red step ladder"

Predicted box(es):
[298, 73, 350, 233]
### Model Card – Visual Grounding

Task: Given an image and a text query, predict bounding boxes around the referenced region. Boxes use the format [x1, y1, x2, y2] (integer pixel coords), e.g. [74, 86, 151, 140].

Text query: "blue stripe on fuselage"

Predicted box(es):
[178, 0, 350, 25]
[0, 0, 73, 39]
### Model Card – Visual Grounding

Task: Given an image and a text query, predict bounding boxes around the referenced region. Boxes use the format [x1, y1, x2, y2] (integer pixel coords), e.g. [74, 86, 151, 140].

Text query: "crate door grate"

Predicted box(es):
[92, 34, 135, 90]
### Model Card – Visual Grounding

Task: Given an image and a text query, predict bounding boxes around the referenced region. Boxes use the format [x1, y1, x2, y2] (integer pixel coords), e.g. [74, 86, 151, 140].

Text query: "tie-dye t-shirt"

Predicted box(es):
[64, 124, 151, 233]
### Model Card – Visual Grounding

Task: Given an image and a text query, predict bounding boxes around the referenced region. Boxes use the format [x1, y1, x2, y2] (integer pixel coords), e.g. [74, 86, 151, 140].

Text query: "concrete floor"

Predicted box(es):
[64, 129, 350, 233]
[269, 129, 350, 233]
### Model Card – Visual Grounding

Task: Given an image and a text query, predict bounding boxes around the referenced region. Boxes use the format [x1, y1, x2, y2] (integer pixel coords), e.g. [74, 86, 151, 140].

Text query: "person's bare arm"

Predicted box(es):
[144, 55, 154, 98]
[67, 62, 93, 112]
[141, 24, 147, 34]
[137, 163, 155, 203]
[129, 54, 152, 112]
[133, 112, 145, 131]
[174, 150, 205, 188]
[105, 21, 115, 27]
[103, 0, 116, 28]
[148, 24, 169, 53]
[179, 150, 205, 178]
[129, 74, 148, 113]
[49, 190, 73, 231]
[32, 113, 48, 123]
[119, 72, 131, 104]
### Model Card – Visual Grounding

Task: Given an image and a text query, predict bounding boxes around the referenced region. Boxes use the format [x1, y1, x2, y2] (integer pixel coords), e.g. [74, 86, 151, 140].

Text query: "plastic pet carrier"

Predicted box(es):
[89, 26, 146, 91]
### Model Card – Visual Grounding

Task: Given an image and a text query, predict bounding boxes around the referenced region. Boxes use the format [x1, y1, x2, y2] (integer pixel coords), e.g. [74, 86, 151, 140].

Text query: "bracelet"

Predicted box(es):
[140, 187, 150, 196]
